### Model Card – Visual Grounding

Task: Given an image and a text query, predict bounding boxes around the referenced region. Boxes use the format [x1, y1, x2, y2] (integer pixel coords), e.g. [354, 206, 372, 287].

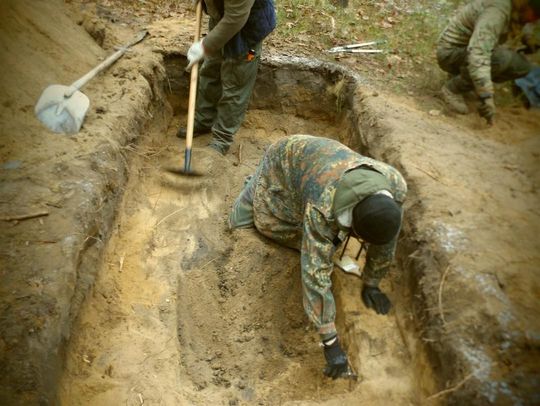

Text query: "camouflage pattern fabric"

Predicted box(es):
[232, 135, 407, 338]
[438, 45, 531, 94]
[437, 0, 521, 97]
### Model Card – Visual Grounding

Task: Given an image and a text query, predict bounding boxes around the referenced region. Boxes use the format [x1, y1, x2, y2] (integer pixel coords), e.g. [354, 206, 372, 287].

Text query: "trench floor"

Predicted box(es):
[59, 110, 435, 405]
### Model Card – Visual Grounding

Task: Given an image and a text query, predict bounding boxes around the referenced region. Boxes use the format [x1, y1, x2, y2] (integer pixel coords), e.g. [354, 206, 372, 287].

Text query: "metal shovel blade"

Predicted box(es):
[35, 84, 89, 134]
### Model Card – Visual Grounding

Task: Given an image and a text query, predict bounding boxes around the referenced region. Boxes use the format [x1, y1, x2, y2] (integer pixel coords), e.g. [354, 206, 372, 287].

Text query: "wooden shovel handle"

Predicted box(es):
[68, 30, 148, 96]
[185, 2, 203, 151]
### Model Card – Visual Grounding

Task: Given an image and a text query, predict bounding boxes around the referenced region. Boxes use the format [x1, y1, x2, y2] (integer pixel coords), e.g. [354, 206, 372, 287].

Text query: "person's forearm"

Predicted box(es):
[301, 263, 337, 339]
[204, 0, 255, 53]
[467, 8, 507, 97]
[362, 236, 397, 287]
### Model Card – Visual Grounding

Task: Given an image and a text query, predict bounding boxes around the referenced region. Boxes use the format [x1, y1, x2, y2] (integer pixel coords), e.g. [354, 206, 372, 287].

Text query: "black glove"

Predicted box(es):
[478, 97, 495, 125]
[322, 336, 349, 379]
[361, 286, 391, 315]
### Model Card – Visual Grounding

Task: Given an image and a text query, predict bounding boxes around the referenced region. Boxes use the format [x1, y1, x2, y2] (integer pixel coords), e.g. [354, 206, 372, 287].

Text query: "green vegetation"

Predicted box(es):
[273, 0, 463, 94]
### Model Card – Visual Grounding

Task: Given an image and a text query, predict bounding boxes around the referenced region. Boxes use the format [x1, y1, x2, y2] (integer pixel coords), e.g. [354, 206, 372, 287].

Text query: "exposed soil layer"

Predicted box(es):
[58, 108, 432, 405]
[1, 1, 539, 405]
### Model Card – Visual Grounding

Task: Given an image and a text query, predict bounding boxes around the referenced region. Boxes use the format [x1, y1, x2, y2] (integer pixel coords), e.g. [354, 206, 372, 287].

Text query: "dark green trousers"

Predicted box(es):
[195, 42, 262, 153]
[437, 46, 531, 94]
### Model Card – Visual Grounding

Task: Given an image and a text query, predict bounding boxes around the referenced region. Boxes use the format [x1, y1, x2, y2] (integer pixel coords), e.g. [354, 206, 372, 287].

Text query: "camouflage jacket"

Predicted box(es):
[438, 0, 512, 97]
[252, 135, 407, 338]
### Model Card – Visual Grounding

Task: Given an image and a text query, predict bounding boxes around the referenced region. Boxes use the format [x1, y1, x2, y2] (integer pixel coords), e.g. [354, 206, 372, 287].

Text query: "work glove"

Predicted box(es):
[361, 286, 391, 315]
[478, 96, 496, 125]
[186, 40, 205, 71]
[322, 336, 349, 379]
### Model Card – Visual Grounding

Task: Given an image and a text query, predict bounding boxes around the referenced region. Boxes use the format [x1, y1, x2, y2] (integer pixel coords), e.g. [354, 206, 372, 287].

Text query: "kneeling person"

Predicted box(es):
[437, 0, 539, 123]
[229, 135, 407, 379]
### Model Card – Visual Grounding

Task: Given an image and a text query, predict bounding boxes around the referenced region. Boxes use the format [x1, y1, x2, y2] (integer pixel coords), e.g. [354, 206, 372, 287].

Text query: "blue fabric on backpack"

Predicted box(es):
[515, 67, 540, 108]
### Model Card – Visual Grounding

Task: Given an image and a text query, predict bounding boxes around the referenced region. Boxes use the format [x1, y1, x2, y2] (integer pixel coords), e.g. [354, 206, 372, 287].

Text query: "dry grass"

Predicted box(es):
[270, 0, 463, 94]
[103, 0, 460, 95]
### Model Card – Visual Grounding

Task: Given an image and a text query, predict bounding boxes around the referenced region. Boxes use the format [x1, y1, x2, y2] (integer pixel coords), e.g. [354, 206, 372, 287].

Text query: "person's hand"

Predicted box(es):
[478, 97, 496, 125]
[186, 40, 205, 71]
[322, 336, 349, 379]
[361, 286, 391, 315]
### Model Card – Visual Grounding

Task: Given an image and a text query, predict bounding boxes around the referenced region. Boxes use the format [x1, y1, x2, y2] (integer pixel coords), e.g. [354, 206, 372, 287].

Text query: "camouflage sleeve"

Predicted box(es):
[467, 7, 508, 97]
[362, 206, 403, 287]
[300, 203, 338, 339]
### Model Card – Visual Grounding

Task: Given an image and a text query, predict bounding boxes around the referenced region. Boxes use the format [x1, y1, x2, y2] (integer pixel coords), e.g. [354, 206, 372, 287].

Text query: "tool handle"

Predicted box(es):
[67, 30, 148, 96]
[348, 49, 383, 54]
[328, 40, 385, 53]
[184, 1, 203, 153]
[341, 41, 378, 49]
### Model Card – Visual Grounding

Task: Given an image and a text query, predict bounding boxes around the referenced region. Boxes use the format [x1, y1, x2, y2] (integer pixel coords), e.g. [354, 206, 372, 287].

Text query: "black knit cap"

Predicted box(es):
[352, 194, 402, 245]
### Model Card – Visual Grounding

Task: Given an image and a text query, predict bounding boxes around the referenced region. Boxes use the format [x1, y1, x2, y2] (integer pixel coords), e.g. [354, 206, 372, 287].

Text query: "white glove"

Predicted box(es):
[186, 40, 205, 71]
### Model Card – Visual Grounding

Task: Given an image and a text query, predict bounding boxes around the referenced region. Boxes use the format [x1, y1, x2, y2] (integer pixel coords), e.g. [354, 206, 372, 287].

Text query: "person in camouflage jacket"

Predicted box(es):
[437, 0, 539, 123]
[229, 135, 407, 379]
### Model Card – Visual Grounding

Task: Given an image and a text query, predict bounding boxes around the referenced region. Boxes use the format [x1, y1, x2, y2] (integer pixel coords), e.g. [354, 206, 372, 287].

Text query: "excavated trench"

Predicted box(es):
[58, 55, 437, 404]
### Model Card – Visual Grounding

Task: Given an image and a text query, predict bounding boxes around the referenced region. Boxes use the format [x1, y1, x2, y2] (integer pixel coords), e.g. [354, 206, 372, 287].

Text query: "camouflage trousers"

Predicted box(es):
[229, 157, 265, 230]
[229, 163, 303, 251]
[195, 42, 262, 154]
[437, 46, 532, 94]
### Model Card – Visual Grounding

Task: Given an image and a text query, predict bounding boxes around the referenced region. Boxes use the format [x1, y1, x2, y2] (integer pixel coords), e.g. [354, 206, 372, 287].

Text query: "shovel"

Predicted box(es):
[165, 0, 203, 177]
[35, 30, 148, 135]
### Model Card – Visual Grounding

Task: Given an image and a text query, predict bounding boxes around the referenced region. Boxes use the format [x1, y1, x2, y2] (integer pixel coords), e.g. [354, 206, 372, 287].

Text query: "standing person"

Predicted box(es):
[229, 135, 407, 379]
[177, 0, 276, 155]
[437, 0, 540, 124]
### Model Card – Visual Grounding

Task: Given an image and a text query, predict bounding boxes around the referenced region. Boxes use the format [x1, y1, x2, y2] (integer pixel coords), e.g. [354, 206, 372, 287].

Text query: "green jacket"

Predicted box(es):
[251, 135, 407, 338]
[438, 0, 512, 97]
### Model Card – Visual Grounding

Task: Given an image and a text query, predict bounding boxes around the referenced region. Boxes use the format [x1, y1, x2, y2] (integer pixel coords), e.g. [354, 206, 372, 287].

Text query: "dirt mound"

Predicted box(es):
[0, 0, 163, 403]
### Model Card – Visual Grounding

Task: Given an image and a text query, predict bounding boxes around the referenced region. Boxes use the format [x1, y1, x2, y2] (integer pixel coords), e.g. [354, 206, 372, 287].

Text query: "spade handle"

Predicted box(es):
[66, 30, 148, 97]
[184, 2, 203, 154]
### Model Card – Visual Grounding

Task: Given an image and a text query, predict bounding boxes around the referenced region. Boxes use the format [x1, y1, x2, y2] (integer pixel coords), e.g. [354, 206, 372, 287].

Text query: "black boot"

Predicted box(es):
[176, 125, 211, 138]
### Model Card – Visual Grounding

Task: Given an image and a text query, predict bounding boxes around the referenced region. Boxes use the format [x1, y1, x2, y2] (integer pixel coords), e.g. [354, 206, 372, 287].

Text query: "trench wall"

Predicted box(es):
[3, 43, 500, 404]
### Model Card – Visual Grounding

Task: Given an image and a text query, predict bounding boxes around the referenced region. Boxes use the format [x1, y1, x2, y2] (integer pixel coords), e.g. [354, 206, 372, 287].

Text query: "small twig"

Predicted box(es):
[152, 187, 163, 212]
[413, 165, 440, 182]
[238, 143, 243, 165]
[166, 75, 172, 94]
[28, 240, 58, 244]
[1, 210, 49, 222]
[438, 265, 451, 325]
[119, 254, 125, 273]
[84, 235, 103, 245]
[427, 372, 474, 400]
[155, 208, 184, 227]
[199, 257, 218, 270]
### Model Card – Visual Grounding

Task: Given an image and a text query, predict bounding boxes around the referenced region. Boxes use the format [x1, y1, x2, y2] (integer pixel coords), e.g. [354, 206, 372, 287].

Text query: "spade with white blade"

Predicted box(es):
[35, 30, 148, 135]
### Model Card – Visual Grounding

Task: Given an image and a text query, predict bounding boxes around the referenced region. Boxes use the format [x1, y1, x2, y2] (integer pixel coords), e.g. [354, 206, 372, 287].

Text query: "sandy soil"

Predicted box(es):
[1, 0, 539, 405]
[57, 114, 431, 405]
